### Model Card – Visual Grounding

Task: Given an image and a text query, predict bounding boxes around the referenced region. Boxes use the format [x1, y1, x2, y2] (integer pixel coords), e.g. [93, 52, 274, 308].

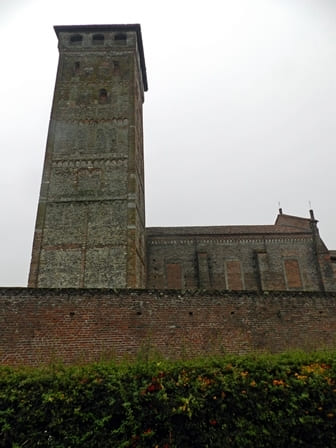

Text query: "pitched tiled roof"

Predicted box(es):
[275, 213, 312, 230]
[147, 213, 314, 239]
[146, 224, 312, 238]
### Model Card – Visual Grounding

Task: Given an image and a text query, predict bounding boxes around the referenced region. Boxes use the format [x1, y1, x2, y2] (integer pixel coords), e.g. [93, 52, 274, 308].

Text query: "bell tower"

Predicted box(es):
[28, 25, 147, 288]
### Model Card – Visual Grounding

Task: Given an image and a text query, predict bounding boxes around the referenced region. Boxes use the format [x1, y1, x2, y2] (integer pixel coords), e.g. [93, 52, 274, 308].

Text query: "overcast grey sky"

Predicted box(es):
[0, 0, 336, 286]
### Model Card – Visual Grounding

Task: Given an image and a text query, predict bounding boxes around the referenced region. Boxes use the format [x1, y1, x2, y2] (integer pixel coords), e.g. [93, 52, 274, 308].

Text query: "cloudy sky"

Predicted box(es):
[1, 0, 336, 286]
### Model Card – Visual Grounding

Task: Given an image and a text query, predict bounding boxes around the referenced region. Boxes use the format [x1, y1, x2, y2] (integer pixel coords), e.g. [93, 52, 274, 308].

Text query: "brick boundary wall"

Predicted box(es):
[1, 288, 336, 366]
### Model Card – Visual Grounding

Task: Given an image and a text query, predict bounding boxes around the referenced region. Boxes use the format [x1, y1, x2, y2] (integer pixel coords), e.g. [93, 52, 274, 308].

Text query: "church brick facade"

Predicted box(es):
[27, 24, 336, 292]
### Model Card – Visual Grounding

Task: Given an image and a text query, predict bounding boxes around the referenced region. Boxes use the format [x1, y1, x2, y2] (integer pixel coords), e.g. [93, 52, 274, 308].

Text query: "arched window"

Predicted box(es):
[70, 34, 83, 45]
[99, 89, 108, 103]
[114, 33, 127, 42]
[92, 34, 104, 45]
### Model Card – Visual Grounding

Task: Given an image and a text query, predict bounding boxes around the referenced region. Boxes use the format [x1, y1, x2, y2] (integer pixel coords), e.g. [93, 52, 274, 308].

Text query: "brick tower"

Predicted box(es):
[28, 25, 147, 288]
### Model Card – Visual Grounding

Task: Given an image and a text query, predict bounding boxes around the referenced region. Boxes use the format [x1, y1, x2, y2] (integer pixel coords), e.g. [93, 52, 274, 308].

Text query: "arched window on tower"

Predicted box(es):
[70, 34, 83, 45]
[74, 61, 80, 74]
[99, 89, 108, 104]
[114, 33, 127, 43]
[92, 34, 104, 45]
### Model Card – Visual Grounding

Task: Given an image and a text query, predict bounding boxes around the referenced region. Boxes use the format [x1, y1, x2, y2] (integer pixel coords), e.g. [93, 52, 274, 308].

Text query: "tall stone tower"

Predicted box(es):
[28, 25, 147, 288]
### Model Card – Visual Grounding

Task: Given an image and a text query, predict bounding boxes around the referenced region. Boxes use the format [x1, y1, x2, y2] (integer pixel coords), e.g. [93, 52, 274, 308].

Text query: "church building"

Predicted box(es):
[28, 24, 336, 292]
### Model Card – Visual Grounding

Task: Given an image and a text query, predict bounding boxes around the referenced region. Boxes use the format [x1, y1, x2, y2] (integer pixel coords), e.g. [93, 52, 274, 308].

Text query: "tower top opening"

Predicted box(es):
[54, 24, 148, 91]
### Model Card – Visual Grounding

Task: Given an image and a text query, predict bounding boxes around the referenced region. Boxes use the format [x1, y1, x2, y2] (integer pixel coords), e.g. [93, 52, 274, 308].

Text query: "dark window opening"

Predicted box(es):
[99, 88, 108, 103]
[115, 33, 127, 42]
[93, 34, 104, 44]
[74, 61, 80, 73]
[70, 34, 83, 44]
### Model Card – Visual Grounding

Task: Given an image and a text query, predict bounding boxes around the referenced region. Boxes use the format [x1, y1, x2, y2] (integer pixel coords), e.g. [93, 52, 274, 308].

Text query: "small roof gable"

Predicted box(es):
[275, 213, 312, 231]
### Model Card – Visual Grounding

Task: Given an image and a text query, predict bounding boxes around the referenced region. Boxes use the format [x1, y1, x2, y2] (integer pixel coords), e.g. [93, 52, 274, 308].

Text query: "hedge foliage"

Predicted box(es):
[0, 351, 336, 447]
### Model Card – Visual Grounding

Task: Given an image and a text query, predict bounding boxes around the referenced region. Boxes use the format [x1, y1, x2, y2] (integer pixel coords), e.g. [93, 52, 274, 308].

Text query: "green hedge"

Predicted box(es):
[1, 352, 336, 447]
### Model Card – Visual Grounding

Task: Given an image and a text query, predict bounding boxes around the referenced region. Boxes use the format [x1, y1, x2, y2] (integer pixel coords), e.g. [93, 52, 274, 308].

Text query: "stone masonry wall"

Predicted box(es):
[1, 288, 336, 366]
[146, 231, 324, 291]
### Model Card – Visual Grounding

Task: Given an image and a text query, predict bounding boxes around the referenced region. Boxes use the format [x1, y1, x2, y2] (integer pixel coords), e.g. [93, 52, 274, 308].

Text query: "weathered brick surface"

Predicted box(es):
[226, 260, 244, 290]
[1, 288, 336, 366]
[284, 259, 302, 289]
[146, 216, 336, 291]
[28, 25, 147, 289]
[166, 264, 182, 289]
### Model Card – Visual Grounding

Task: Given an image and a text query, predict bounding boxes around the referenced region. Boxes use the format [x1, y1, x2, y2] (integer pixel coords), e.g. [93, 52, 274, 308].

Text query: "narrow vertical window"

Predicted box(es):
[331, 257, 336, 278]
